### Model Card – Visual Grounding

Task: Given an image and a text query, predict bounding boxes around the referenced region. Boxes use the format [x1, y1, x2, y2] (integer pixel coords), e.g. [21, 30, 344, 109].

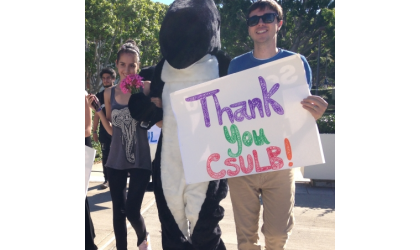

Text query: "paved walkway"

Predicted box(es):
[87, 159, 335, 250]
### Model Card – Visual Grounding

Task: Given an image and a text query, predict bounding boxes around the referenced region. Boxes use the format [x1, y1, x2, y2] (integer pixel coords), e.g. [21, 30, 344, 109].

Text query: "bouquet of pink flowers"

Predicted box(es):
[120, 74, 144, 94]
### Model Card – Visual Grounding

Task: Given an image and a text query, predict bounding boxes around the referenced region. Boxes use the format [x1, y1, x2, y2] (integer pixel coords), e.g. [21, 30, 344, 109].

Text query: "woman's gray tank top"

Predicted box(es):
[105, 87, 151, 171]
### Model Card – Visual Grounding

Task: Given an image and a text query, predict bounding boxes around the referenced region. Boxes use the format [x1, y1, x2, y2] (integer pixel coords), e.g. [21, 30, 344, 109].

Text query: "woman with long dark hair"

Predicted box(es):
[87, 40, 152, 250]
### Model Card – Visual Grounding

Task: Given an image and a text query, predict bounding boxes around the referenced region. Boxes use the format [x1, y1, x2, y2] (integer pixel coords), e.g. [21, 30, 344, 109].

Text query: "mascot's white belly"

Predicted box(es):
[161, 54, 219, 240]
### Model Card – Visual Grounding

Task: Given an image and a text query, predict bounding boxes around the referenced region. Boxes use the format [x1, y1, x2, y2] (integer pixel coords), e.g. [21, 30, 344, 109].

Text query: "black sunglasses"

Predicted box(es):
[247, 13, 279, 27]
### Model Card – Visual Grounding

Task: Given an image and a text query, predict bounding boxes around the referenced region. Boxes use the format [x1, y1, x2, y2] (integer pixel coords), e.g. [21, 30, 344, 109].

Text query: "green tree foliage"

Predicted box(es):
[316, 113, 334, 133]
[85, 0, 169, 93]
[214, 0, 335, 87]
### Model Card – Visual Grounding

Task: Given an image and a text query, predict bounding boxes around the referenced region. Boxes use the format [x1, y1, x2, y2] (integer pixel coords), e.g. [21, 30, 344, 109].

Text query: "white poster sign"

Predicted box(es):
[148, 124, 161, 144]
[85, 146, 96, 196]
[170, 54, 325, 184]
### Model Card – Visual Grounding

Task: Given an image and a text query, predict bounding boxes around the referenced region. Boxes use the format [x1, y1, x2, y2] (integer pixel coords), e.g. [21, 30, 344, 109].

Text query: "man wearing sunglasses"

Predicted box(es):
[93, 67, 116, 189]
[227, 1, 328, 249]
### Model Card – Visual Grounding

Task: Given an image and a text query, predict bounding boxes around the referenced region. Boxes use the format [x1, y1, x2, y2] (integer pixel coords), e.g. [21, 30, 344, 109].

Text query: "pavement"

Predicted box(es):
[87, 144, 335, 250]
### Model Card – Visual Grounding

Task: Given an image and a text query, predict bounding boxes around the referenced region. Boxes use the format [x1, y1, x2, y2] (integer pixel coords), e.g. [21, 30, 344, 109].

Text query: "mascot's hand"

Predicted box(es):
[128, 92, 157, 125]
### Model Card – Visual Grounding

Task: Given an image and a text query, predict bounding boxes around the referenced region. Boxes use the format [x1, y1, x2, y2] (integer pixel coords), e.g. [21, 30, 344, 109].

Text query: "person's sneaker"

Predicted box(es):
[100, 181, 109, 189]
[138, 232, 151, 250]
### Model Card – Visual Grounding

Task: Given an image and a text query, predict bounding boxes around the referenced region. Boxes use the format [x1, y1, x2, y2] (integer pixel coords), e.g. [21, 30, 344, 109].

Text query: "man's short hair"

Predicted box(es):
[100, 67, 116, 79]
[247, 0, 283, 20]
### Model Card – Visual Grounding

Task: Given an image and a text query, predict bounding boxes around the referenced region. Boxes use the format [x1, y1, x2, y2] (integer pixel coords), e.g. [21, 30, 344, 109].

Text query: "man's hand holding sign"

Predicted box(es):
[170, 54, 326, 184]
[301, 95, 328, 120]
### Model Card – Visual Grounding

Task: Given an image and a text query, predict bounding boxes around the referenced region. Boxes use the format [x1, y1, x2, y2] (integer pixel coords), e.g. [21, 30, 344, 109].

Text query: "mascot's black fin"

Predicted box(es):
[139, 65, 156, 81]
[215, 50, 231, 77]
[128, 59, 165, 130]
[128, 93, 152, 121]
[150, 59, 166, 99]
[128, 92, 162, 130]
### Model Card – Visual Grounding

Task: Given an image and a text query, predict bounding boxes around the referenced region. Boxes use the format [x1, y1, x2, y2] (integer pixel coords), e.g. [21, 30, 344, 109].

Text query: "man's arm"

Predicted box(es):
[300, 54, 328, 120]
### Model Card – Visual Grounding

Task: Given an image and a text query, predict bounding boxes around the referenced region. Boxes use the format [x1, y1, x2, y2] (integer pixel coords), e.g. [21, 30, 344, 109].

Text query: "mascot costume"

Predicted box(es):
[128, 0, 231, 249]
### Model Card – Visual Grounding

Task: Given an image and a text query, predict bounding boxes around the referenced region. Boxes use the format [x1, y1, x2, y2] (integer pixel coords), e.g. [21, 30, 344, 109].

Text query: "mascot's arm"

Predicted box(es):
[128, 59, 165, 130]
[149, 59, 165, 99]
[215, 50, 231, 77]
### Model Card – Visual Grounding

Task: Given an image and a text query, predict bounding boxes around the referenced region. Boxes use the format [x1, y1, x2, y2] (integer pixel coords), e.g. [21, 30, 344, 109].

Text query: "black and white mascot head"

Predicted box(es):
[129, 0, 230, 249]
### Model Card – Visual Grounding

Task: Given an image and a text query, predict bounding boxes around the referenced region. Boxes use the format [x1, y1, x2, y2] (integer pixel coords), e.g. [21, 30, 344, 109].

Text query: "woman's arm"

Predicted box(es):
[104, 88, 113, 132]
[155, 120, 163, 128]
[143, 81, 151, 96]
[85, 92, 92, 137]
[92, 112, 100, 142]
[87, 88, 113, 135]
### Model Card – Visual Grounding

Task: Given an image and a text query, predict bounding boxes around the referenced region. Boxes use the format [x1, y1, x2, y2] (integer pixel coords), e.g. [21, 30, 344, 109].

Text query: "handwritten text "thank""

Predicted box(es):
[185, 76, 284, 128]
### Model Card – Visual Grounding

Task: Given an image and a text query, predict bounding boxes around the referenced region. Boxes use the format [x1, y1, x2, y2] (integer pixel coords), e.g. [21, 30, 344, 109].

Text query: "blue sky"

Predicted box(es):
[151, 0, 174, 5]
